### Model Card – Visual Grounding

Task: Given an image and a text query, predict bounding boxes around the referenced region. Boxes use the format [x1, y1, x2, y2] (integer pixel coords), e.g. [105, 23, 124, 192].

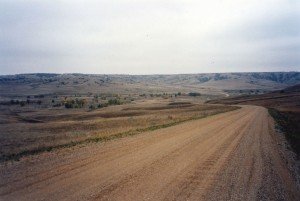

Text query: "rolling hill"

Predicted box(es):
[0, 72, 300, 97]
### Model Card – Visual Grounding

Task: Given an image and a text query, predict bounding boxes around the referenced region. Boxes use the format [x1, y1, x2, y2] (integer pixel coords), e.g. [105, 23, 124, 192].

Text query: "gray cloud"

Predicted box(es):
[0, 0, 299, 74]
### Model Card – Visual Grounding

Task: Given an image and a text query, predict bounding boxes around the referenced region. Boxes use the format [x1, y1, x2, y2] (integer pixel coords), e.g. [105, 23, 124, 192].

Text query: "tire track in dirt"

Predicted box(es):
[0, 109, 244, 197]
[92, 110, 253, 201]
[0, 108, 240, 190]
[0, 106, 299, 201]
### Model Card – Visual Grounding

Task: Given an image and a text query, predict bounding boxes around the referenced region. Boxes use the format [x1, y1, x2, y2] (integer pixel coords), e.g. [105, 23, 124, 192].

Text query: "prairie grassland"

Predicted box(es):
[0, 97, 238, 161]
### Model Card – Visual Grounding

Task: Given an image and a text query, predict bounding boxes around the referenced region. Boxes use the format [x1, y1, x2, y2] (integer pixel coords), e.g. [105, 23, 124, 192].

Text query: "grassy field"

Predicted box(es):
[2, 72, 299, 161]
[0, 96, 238, 161]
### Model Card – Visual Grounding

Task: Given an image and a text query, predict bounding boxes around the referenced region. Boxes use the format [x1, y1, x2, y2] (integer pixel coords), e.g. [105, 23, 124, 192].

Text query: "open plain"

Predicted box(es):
[1, 105, 299, 201]
[1, 73, 300, 200]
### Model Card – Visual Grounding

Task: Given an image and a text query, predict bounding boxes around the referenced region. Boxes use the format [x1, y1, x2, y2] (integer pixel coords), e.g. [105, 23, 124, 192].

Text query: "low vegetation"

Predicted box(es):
[65, 99, 86, 108]
[268, 108, 300, 158]
[188, 92, 201, 97]
[0, 100, 239, 162]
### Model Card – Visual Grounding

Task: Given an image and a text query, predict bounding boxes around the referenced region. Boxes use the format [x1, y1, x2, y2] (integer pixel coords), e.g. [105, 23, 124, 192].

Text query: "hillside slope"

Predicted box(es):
[1, 72, 300, 97]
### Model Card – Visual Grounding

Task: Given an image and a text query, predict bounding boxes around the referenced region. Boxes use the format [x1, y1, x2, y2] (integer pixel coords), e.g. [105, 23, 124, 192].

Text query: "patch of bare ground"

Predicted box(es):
[0, 106, 299, 200]
[206, 84, 300, 198]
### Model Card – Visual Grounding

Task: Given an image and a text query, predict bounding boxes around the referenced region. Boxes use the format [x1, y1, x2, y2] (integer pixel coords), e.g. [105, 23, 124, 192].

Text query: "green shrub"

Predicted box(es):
[108, 99, 122, 105]
[98, 103, 109, 108]
[189, 92, 201, 97]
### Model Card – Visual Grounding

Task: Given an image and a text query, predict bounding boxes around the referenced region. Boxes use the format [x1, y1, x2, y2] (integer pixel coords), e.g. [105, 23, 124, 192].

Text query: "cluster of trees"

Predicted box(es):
[10, 99, 42, 107]
[64, 99, 86, 109]
[9, 94, 45, 107]
[92, 94, 107, 103]
[64, 95, 123, 110]
[141, 92, 182, 98]
[89, 98, 122, 110]
[108, 98, 122, 105]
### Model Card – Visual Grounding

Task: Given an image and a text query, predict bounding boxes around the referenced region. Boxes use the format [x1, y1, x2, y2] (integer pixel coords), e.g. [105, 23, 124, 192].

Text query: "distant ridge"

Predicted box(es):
[1, 72, 300, 97]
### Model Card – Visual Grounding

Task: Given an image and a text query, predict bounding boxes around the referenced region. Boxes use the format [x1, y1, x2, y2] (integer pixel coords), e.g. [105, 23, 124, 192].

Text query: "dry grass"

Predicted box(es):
[0, 98, 238, 161]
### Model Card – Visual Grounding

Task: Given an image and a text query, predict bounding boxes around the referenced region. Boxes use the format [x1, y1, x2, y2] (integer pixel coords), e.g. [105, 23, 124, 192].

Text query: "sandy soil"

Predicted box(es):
[0, 106, 299, 201]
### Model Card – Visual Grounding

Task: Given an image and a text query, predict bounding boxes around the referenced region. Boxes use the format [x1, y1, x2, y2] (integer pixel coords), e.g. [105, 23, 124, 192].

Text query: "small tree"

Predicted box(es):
[20, 101, 25, 107]
[89, 105, 95, 110]
[65, 102, 73, 108]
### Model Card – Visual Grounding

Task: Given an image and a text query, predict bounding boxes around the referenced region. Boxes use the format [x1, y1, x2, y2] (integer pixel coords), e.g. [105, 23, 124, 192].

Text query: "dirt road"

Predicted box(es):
[0, 106, 299, 201]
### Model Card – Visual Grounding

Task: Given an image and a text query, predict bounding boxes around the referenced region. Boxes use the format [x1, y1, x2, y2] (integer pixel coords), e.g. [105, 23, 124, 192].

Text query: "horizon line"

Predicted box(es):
[1, 71, 299, 76]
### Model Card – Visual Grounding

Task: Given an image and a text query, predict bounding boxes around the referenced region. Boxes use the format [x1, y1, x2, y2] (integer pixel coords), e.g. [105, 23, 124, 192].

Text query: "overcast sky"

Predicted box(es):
[0, 0, 299, 75]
